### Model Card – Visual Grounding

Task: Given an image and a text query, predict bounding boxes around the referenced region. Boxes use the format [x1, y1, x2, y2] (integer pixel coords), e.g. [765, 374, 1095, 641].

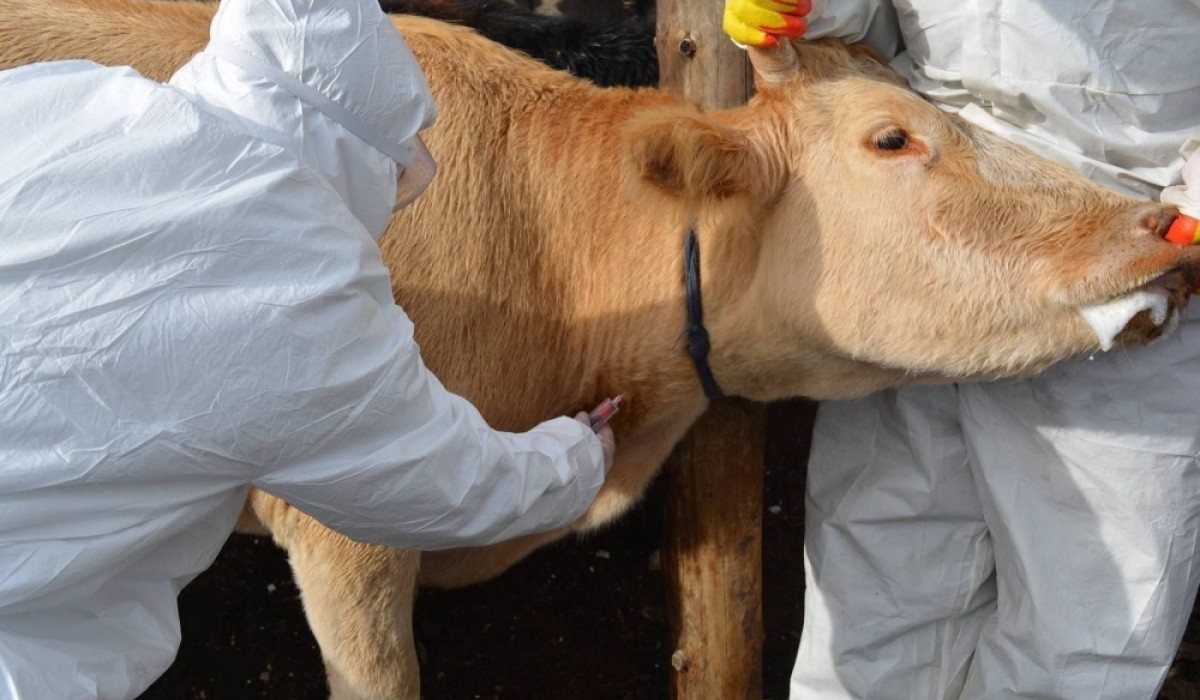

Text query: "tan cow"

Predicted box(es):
[3, 1, 1198, 698]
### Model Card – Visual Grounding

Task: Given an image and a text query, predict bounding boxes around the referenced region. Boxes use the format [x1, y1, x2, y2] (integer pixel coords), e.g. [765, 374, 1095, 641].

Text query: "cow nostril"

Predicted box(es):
[1142, 209, 1176, 239]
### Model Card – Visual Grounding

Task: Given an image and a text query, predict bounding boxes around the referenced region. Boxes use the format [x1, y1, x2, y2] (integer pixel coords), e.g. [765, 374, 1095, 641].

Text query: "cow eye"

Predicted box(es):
[873, 129, 909, 151]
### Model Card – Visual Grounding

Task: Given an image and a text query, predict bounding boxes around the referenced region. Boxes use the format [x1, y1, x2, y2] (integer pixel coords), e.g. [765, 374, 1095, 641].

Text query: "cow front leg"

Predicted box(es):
[251, 490, 422, 700]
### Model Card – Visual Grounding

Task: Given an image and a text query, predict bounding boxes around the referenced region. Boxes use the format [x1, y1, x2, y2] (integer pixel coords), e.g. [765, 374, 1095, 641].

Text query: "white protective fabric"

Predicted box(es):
[0, 1, 606, 698]
[1163, 138, 1200, 219]
[792, 1, 1200, 699]
[807, 0, 1200, 201]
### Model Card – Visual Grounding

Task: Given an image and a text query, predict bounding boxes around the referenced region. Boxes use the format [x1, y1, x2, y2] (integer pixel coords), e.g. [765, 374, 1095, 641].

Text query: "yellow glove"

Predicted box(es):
[723, 0, 812, 48]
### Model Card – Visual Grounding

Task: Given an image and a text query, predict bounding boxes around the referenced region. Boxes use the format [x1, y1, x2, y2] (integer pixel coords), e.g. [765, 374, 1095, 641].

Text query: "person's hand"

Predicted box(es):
[1161, 139, 1200, 244]
[723, 0, 813, 48]
[575, 412, 616, 473]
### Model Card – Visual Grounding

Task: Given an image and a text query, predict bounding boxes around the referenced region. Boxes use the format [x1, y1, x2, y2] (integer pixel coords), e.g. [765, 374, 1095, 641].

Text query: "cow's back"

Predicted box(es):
[0, 0, 674, 430]
[0, 0, 210, 79]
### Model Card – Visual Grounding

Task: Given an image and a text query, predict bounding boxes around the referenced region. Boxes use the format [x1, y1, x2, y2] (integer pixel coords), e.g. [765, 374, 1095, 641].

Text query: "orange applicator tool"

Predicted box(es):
[1166, 214, 1200, 245]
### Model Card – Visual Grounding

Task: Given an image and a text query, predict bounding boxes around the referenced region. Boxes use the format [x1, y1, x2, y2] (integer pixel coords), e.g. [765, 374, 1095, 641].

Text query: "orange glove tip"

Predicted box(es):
[1166, 214, 1200, 245]
[781, 14, 806, 38]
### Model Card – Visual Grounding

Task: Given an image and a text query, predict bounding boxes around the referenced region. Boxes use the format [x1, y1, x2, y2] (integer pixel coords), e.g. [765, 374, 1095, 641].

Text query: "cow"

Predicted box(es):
[3, 1, 1198, 698]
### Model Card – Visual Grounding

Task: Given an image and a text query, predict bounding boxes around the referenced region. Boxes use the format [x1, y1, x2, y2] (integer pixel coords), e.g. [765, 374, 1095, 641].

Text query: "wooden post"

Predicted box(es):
[663, 400, 765, 699]
[655, 4, 765, 697]
[656, 0, 753, 109]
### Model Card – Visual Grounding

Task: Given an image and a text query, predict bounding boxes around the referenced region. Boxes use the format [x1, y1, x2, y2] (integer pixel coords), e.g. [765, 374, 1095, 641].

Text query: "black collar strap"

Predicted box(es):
[684, 227, 724, 399]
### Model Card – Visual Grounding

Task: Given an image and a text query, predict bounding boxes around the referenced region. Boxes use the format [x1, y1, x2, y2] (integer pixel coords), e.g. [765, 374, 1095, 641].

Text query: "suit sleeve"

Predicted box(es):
[805, 0, 903, 59]
[236, 209, 606, 550]
[250, 299, 607, 549]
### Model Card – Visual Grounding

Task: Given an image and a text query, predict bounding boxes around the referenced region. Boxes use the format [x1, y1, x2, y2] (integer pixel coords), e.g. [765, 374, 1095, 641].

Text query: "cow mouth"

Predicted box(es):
[1081, 270, 1193, 351]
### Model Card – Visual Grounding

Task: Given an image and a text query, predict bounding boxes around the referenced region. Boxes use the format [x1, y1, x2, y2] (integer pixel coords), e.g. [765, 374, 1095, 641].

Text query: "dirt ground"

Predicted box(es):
[143, 399, 1200, 700]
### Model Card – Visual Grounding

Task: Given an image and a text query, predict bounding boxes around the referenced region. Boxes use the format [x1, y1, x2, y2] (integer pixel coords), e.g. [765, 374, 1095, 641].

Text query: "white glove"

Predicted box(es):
[1161, 138, 1200, 217]
[1160, 139, 1200, 244]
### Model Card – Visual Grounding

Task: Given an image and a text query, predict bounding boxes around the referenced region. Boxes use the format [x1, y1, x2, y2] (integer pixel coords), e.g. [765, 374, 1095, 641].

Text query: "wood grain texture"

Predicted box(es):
[657, 1, 764, 693]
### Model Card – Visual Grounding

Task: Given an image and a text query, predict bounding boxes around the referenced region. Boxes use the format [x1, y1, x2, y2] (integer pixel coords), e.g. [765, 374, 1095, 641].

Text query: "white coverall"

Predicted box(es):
[792, 1, 1200, 698]
[0, 0, 607, 697]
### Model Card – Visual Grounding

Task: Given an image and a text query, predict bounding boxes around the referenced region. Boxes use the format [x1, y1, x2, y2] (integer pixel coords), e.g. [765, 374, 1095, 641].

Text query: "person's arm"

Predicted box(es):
[222, 199, 612, 550]
[1161, 139, 1200, 243]
[248, 302, 612, 550]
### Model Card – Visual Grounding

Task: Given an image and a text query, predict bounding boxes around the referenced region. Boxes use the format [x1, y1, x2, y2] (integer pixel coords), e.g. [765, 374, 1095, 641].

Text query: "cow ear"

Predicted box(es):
[623, 108, 779, 202]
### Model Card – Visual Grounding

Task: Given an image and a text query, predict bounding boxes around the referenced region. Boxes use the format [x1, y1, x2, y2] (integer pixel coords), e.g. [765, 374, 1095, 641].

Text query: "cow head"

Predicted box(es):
[623, 39, 1200, 399]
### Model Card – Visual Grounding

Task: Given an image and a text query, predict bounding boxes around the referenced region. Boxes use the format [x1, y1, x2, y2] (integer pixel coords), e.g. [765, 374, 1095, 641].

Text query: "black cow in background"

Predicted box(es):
[514, 0, 654, 23]
[379, 0, 657, 87]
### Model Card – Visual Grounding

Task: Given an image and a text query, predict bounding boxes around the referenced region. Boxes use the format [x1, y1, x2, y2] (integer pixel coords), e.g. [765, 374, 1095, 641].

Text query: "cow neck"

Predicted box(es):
[684, 225, 723, 400]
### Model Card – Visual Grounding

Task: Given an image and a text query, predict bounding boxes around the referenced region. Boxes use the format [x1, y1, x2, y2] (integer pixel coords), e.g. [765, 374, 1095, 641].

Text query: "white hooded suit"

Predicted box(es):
[791, 1, 1200, 698]
[0, 1, 606, 697]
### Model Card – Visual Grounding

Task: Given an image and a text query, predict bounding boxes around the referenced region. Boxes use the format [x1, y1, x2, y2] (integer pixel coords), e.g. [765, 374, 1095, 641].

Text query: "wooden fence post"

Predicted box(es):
[655, 3, 765, 698]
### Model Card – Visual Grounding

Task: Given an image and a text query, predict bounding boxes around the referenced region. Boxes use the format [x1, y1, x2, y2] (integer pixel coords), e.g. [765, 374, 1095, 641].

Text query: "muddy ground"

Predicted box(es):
[144, 399, 1200, 700]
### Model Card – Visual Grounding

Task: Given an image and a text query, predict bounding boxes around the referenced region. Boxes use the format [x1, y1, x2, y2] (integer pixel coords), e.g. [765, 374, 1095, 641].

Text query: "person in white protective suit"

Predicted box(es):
[725, 0, 1200, 698]
[0, 0, 616, 697]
